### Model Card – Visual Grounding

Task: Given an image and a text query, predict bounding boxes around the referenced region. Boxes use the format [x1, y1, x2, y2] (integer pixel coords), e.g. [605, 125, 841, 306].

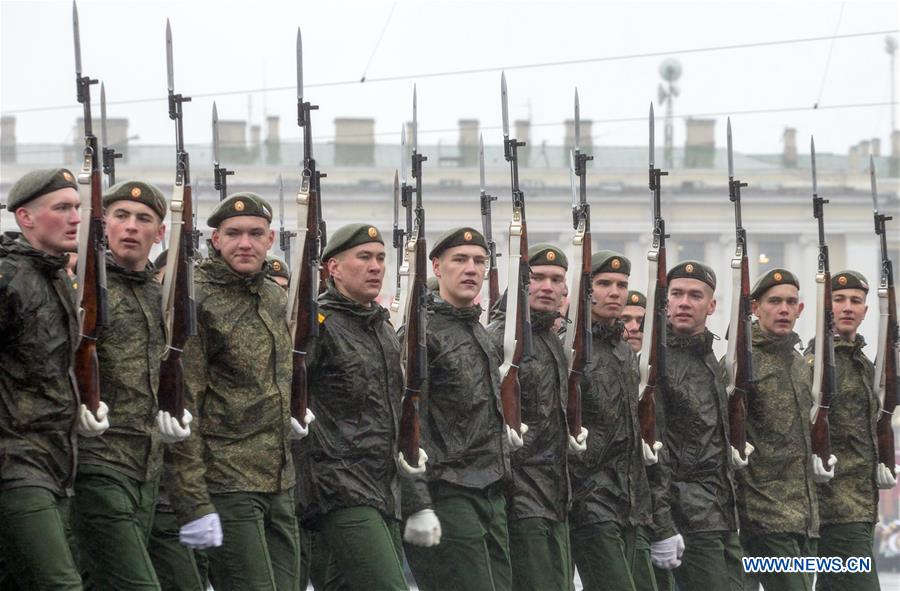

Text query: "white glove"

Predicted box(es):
[810, 454, 837, 483]
[290, 409, 316, 440]
[567, 427, 588, 454]
[398, 448, 429, 475]
[77, 401, 109, 437]
[876, 462, 899, 489]
[731, 441, 755, 470]
[642, 440, 663, 466]
[179, 513, 223, 549]
[157, 409, 193, 443]
[650, 533, 685, 570]
[506, 423, 529, 451]
[403, 509, 441, 547]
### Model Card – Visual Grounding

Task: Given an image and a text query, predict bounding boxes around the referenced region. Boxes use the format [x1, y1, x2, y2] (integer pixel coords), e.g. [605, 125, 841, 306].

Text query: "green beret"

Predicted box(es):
[591, 250, 630, 276]
[528, 243, 568, 270]
[321, 223, 384, 261]
[207, 192, 273, 228]
[668, 260, 716, 290]
[751, 268, 800, 300]
[8, 168, 78, 211]
[102, 180, 167, 220]
[429, 227, 488, 260]
[832, 270, 869, 293]
[267, 256, 290, 280]
[626, 290, 646, 308]
[426, 276, 440, 292]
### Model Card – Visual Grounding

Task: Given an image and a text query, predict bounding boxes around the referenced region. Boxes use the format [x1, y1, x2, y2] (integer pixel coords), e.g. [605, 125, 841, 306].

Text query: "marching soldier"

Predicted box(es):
[622, 290, 646, 354]
[72, 180, 192, 589]
[166, 192, 305, 591]
[0, 169, 108, 589]
[569, 250, 660, 591]
[403, 227, 515, 591]
[655, 261, 742, 590]
[487, 243, 584, 590]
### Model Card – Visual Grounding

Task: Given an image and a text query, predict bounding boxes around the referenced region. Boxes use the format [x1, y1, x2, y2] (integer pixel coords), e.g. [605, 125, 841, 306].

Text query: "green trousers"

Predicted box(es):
[0, 486, 82, 590]
[148, 508, 209, 591]
[673, 531, 743, 591]
[508, 517, 571, 591]
[740, 531, 814, 591]
[406, 483, 512, 591]
[73, 464, 160, 590]
[206, 489, 301, 591]
[815, 522, 879, 591]
[571, 522, 657, 591]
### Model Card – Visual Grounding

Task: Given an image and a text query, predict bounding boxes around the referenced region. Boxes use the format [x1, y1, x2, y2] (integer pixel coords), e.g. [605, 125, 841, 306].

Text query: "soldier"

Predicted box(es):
[300, 223, 420, 590]
[622, 290, 646, 354]
[0, 168, 108, 589]
[166, 192, 306, 591]
[806, 270, 891, 590]
[569, 250, 662, 591]
[72, 180, 192, 590]
[487, 243, 586, 590]
[653, 261, 743, 590]
[267, 255, 290, 289]
[403, 227, 516, 591]
[740, 268, 825, 591]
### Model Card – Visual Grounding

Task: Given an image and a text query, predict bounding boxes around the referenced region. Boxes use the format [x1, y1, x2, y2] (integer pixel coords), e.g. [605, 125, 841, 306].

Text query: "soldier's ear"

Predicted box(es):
[154, 223, 166, 246]
[797, 301, 805, 316]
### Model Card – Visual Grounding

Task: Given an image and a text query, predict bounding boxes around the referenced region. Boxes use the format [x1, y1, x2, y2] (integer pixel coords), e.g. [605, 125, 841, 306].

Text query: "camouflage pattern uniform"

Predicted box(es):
[805, 335, 880, 590]
[488, 308, 572, 591]
[403, 295, 512, 591]
[0, 235, 82, 589]
[166, 254, 299, 591]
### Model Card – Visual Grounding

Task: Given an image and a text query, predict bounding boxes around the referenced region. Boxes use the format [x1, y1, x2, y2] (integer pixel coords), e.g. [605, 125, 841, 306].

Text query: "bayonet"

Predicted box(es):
[296, 27, 303, 102]
[811, 136, 818, 197]
[401, 123, 408, 185]
[479, 133, 486, 194]
[727, 118, 734, 180]
[574, 89, 581, 152]
[870, 155, 879, 214]
[212, 101, 233, 200]
[479, 133, 499, 323]
[100, 82, 122, 186]
[100, 82, 108, 150]
[165, 20, 174, 93]
[73, 1, 82, 76]
[649, 103, 654, 169]
[501, 72, 510, 139]
[412, 85, 418, 155]
[212, 102, 220, 166]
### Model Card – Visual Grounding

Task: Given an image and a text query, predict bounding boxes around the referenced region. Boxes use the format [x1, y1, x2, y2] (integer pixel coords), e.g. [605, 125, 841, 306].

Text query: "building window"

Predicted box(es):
[756, 240, 785, 274]
[675, 239, 705, 264]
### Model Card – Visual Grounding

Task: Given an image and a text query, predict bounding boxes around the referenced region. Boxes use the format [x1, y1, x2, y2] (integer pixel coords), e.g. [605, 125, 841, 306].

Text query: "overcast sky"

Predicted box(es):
[1, 0, 897, 155]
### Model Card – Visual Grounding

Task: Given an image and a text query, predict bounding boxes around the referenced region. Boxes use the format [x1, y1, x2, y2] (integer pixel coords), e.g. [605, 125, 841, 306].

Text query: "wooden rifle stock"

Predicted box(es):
[638, 245, 666, 447]
[810, 272, 835, 464]
[876, 279, 898, 471]
[500, 220, 529, 433]
[728, 254, 753, 458]
[566, 229, 590, 438]
[398, 223, 427, 465]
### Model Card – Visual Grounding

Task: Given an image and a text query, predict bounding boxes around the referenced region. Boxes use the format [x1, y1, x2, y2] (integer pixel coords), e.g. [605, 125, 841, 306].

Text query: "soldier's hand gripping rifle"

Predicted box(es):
[212, 102, 234, 202]
[100, 82, 122, 188]
[390, 126, 413, 325]
[157, 19, 197, 434]
[72, 2, 109, 428]
[871, 156, 899, 489]
[397, 87, 428, 473]
[723, 119, 755, 469]
[636, 104, 667, 465]
[562, 89, 591, 448]
[497, 72, 531, 446]
[479, 134, 500, 324]
[809, 137, 837, 483]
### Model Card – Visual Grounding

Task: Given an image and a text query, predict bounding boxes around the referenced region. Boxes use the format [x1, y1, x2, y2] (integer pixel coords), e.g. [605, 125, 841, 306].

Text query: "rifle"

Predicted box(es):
[724, 118, 753, 461]
[497, 72, 531, 436]
[286, 26, 324, 422]
[636, 103, 668, 449]
[870, 156, 898, 478]
[397, 86, 428, 466]
[562, 89, 592, 438]
[277, 174, 293, 263]
[809, 136, 835, 465]
[212, 101, 234, 201]
[72, 1, 108, 414]
[158, 19, 197, 422]
[100, 82, 122, 188]
[479, 134, 500, 323]
[390, 126, 412, 321]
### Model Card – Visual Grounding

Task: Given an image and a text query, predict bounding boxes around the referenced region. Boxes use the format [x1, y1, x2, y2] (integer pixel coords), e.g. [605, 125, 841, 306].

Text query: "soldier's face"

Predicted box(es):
[104, 201, 165, 272]
[832, 288, 867, 340]
[14, 188, 81, 256]
[752, 284, 804, 337]
[621, 305, 645, 352]
[211, 216, 274, 275]
[668, 278, 716, 336]
[433, 245, 487, 307]
[328, 242, 386, 304]
[590, 272, 629, 323]
[529, 264, 567, 313]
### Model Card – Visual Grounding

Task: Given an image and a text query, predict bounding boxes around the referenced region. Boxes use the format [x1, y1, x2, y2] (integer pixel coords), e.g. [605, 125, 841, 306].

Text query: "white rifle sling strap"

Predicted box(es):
[394, 244, 411, 319]
[563, 221, 586, 371]
[724, 250, 743, 398]
[499, 210, 523, 377]
[160, 182, 185, 357]
[286, 171, 311, 338]
[875, 283, 890, 410]
[810, 271, 827, 423]
[638, 245, 660, 400]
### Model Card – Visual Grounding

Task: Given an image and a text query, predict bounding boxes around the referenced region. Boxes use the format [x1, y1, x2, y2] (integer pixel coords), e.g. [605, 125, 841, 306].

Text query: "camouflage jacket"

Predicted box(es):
[78, 254, 165, 482]
[167, 255, 295, 525]
[569, 320, 653, 529]
[658, 329, 738, 535]
[736, 322, 819, 537]
[401, 296, 511, 517]
[488, 308, 570, 523]
[0, 235, 80, 496]
[804, 335, 879, 525]
[297, 282, 402, 521]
